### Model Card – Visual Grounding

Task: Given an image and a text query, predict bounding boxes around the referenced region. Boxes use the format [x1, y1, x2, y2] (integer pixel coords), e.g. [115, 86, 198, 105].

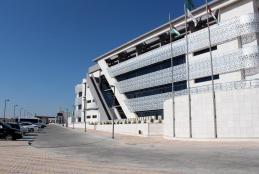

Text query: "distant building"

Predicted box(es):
[56, 112, 66, 125]
[35, 115, 56, 124]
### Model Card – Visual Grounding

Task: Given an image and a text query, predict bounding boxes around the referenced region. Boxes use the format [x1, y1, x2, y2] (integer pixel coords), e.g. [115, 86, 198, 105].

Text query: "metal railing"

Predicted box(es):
[175, 79, 259, 96]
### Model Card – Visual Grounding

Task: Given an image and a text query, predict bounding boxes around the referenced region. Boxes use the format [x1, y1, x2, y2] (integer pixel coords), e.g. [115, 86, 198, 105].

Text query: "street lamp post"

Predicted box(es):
[83, 82, 87, 132]
[3, 99, 10, 122]
[24, 110, 26, 118]
[66, 108, 69, 127]
[104, 85, 115, 139]
[13, 104, 18, 120]
[19, 107, 23, 123]
[72, 105, 75, 129]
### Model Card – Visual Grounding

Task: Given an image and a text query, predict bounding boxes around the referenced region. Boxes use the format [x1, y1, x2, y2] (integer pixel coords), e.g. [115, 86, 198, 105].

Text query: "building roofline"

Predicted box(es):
[93, 0, 230, 62]
[35, 115, 56, 118]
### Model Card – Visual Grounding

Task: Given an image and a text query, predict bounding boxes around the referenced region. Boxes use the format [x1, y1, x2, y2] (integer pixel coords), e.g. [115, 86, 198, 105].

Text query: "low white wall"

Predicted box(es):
[68, 122, 163, 136]
[97, 123, 163, 136]
[68, 123, 95, 129]
[164, 88, 259, 138]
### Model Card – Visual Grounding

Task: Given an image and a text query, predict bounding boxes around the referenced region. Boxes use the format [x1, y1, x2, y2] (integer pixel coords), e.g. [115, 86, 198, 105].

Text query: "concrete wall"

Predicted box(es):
[68, 122, 163, 137]
[164, 87, 259, 138]
[217, 88, 259, 138]
[221, 0, 255, 21]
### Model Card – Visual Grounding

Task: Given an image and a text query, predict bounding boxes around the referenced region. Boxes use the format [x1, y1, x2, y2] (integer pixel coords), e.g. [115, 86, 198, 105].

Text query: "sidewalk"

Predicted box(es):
[0, 141, 171, 174]
[67, 126, 259, 147]
[67, 126, 168, 145]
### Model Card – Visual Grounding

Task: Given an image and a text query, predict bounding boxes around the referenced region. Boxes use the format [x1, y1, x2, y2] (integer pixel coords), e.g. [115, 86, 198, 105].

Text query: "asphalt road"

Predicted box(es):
[33, 125, 259, 174]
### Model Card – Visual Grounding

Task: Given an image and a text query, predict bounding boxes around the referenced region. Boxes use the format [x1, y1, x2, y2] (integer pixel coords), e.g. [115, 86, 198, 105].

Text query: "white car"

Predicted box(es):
[20, 122, 39, 133]
[19, 125, 29, 134]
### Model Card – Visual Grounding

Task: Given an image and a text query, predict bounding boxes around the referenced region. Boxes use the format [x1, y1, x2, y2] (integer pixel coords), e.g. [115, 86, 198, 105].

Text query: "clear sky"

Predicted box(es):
[0, 0, 206, 117]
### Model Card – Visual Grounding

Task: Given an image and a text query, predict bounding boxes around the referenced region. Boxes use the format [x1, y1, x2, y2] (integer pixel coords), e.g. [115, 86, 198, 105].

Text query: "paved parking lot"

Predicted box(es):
[1, 125, 259, 174]
[0, 141, 163, 174]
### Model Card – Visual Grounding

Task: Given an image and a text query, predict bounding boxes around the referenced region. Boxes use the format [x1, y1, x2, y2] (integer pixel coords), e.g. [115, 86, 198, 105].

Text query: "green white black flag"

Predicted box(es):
[185, 0, 198, 27]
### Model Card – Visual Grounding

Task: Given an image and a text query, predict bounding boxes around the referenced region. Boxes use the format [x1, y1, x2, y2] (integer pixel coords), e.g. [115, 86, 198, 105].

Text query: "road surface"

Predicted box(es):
[32, 125, 259, 174]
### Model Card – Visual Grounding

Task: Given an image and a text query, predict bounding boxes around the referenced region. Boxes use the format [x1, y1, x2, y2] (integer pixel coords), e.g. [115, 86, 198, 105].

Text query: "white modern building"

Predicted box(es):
[74, 0, 259, 138]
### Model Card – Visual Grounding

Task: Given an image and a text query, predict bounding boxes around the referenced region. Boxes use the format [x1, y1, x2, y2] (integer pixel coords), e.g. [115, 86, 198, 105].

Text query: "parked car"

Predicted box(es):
[20, 122, 39, 132]
[35, 122, 46, 128]
[6, 122, 29, 135]
[0, 121, 23, 140]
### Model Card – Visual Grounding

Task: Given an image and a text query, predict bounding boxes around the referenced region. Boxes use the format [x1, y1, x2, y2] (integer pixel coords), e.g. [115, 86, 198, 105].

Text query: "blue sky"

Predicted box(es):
[0, 0, 205, 116]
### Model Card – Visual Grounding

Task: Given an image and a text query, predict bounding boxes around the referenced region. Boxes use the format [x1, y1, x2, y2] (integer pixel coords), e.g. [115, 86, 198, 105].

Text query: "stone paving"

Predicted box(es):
[0, 141, 172, 174]
[2, 125, 259, 174]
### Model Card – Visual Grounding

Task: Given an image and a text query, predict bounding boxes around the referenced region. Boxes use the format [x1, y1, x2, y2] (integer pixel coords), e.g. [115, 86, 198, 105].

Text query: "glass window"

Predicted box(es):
[125, 81, 187, 99]
[194, 75, 219, 83]
[115, 55, 185, 82]
[78, 105, 82, 110]
[173, 55, 186, 66]
[193, 46, 217, 56]
[136, 109, 163, 118]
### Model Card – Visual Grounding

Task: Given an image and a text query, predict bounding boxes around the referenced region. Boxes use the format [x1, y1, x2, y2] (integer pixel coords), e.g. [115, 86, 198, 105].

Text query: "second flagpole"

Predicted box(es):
[205, 0, 218, 138]
[169, 13, 176, 138]
[184, 2, 192, 138]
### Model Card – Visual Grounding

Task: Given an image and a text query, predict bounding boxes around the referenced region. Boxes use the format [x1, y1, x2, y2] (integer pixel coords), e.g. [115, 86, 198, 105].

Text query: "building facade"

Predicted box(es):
[74, 78, 100, 123]
[75, 0, 259, 138]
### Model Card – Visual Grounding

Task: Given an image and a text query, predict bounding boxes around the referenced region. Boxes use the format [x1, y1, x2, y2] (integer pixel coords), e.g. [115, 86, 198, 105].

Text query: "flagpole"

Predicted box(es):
[205, 0, 217, 138]
[169, 13, 176, 138]
[184, 2, 192, 138]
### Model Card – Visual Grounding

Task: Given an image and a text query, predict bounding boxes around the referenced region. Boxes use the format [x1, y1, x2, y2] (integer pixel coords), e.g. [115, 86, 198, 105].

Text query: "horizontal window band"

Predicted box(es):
[115, 55, 185, 82]
[125, 81, 187, 99]
[116, 46, 259, 93]
[194, 75, 219, 83]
